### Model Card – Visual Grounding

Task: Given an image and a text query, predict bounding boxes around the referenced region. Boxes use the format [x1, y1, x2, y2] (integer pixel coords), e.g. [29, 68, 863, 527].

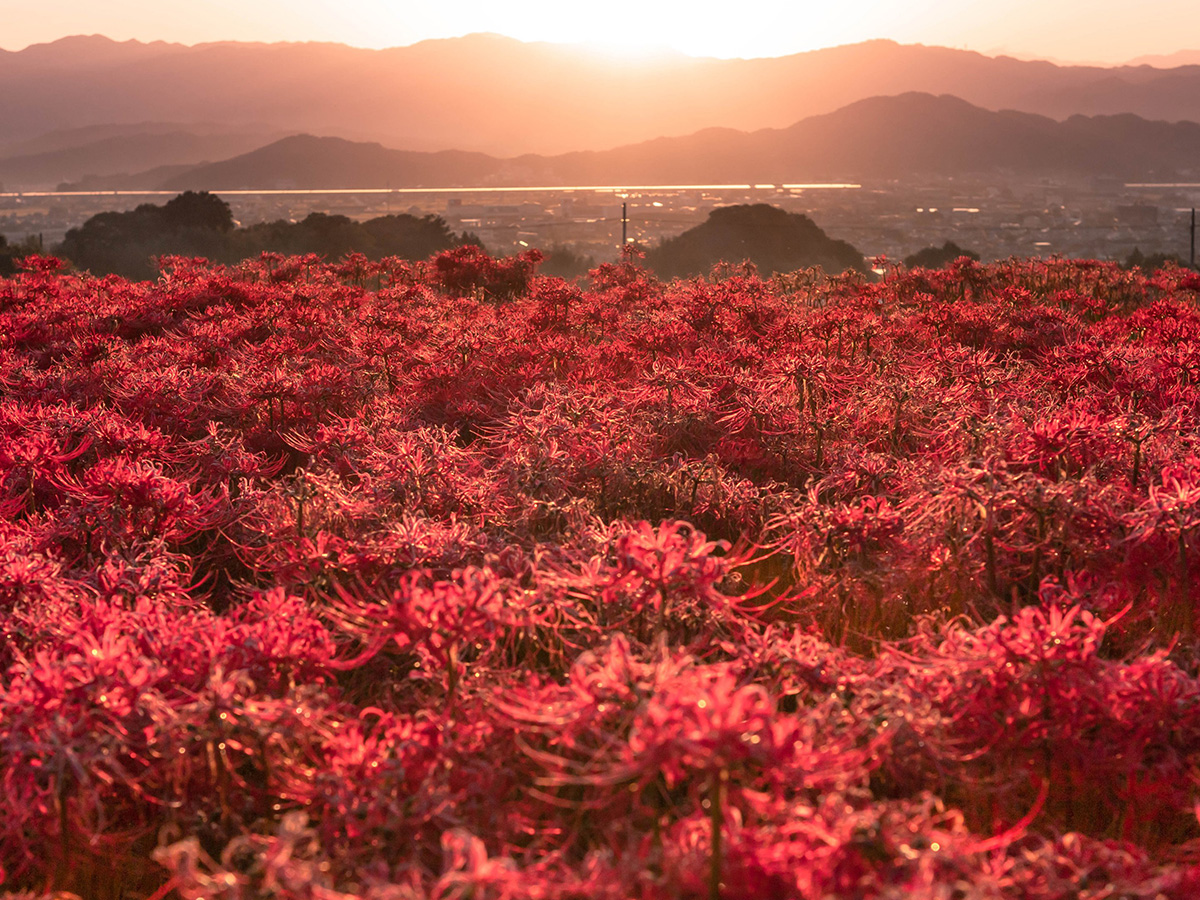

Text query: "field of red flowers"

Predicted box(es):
[3, 246, 1200, 899]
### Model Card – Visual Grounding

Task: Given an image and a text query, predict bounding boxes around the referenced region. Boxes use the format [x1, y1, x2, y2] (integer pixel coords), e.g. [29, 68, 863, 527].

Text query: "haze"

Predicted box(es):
[3, 0, 1198, 64]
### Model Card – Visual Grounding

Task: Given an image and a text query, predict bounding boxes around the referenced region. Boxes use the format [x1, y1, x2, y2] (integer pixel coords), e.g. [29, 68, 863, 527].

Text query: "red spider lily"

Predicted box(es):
[429, 245, 543, 301]
[7, 249, 1200, 897]
[325, 566, 516, 707]
[17, 254, 68, 274]
[1123, 457, 1200, 634]
[48, 456, 225, 556]
[606, 520, 735, 632]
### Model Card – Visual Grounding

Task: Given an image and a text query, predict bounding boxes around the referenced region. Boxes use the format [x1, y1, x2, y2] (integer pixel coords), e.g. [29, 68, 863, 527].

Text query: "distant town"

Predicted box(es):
[2, 174, 1198, 267]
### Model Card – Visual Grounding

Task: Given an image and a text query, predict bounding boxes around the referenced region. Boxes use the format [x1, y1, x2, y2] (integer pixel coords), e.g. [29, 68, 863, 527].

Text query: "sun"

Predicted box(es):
[472, 1, 889, 60]
[493, 5, 694, 58]
[353, 0, 884, 59]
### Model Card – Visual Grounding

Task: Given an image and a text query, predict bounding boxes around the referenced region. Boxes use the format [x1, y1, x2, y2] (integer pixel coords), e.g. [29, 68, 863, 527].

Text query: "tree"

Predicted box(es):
[234, 212, 464, 261]
[57, 193, 234, 279]
[539, 244, 594, 280]
[56, 195, 467, 279]
[644, 204, 867, 279]
[162, 191, 235, 232]
[0, 234, 47, 277]
[1124, 247, 1185, 272]
[904, 241, 980, 269]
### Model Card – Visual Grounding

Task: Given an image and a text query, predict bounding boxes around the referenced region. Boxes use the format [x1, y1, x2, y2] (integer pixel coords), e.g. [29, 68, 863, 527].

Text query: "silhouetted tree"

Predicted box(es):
[162, 191, 235, 232]
[58, 192, 235, 279]
[0, 234, 49, 276]
[56, 193, 470, 279]
[0, 235, 16, 277]
[644, 204, 866, 278]
[362, 214, 465, 259]
[235, 212, 362, 258]
[1124, 246, 1186, 272]
[235, 212, 466, 261]
[904, 241, 980, 268]
[540, 244, 595, 279]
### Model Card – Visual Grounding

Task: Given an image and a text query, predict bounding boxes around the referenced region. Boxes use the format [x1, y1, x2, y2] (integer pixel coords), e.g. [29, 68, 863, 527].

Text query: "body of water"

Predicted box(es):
[1, 183, 861, 199]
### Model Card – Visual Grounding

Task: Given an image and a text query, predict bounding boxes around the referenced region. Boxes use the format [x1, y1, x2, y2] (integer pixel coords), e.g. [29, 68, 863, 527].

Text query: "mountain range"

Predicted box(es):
[0, 125, 277, 189]
[5, 34, 1200, 190]
[71, 93, 1196, 192]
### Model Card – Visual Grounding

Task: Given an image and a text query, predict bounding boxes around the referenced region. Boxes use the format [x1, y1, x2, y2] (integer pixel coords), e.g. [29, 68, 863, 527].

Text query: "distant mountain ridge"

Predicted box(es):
[0, 128, 273, 189]
[7, 32, 1200, 180]
[145, 94, 1200, 191]
[1128, 49, 1200, 67]
[159, 135, 501, 191]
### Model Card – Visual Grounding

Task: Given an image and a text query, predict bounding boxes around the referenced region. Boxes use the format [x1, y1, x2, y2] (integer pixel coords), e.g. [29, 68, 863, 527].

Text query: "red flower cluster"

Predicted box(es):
[2, 248, 1200, 898]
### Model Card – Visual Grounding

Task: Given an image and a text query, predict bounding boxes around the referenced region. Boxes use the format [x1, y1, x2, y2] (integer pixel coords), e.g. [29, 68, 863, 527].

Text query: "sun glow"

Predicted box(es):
[1, 0, 1197, 65]
[489, 3, 883, 59]
[574, 38, 683, 62]
[358, 0, 906, 60]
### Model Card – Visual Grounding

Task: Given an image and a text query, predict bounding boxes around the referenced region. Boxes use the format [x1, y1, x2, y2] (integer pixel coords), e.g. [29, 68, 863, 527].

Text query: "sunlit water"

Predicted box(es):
[2, 183, 861, 199]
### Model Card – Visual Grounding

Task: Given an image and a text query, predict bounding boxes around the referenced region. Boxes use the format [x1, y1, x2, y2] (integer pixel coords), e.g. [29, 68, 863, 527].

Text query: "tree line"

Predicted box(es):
[53, 191, 477, 281]
[37, 192, 1026, 283]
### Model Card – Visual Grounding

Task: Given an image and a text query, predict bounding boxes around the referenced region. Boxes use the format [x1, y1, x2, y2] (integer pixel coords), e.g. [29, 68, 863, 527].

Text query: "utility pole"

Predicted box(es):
[1191, 207, 1196, 270]
[622, 201, 628, 251]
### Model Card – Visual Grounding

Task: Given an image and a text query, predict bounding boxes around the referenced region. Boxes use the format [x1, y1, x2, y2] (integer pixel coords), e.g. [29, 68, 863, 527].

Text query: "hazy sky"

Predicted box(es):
[1, 0, 1197, 63]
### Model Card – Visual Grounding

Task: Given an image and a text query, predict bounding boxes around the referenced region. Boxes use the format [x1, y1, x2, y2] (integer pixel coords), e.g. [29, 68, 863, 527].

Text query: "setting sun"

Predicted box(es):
[494, 2, 900, 59]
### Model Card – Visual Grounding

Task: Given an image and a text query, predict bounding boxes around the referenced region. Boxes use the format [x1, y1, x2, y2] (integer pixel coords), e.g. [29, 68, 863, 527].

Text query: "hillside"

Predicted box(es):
[153, 94, 1200, 190]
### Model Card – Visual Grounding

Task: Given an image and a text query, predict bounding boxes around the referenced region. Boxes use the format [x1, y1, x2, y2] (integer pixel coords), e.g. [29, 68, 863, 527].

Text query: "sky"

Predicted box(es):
[0, 0, 1197, 64]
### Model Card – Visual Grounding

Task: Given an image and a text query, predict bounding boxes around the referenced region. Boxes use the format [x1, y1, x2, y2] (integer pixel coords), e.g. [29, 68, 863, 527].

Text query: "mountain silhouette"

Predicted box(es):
[6, 33, 1200, 176]
[0, 128, 270, 188]
[149, 94, 1200, 190]
[156, 134, 501, 190]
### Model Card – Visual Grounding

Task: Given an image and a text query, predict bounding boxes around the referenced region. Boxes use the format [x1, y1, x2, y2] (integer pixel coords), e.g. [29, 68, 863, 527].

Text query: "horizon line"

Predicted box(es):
[0, 31, 1164, 68]
[2, 184, 864, 199]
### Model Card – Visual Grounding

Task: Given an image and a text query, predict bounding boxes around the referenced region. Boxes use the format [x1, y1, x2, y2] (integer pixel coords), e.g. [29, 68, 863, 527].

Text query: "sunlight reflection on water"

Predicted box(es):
[3, 183, 861, 198]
